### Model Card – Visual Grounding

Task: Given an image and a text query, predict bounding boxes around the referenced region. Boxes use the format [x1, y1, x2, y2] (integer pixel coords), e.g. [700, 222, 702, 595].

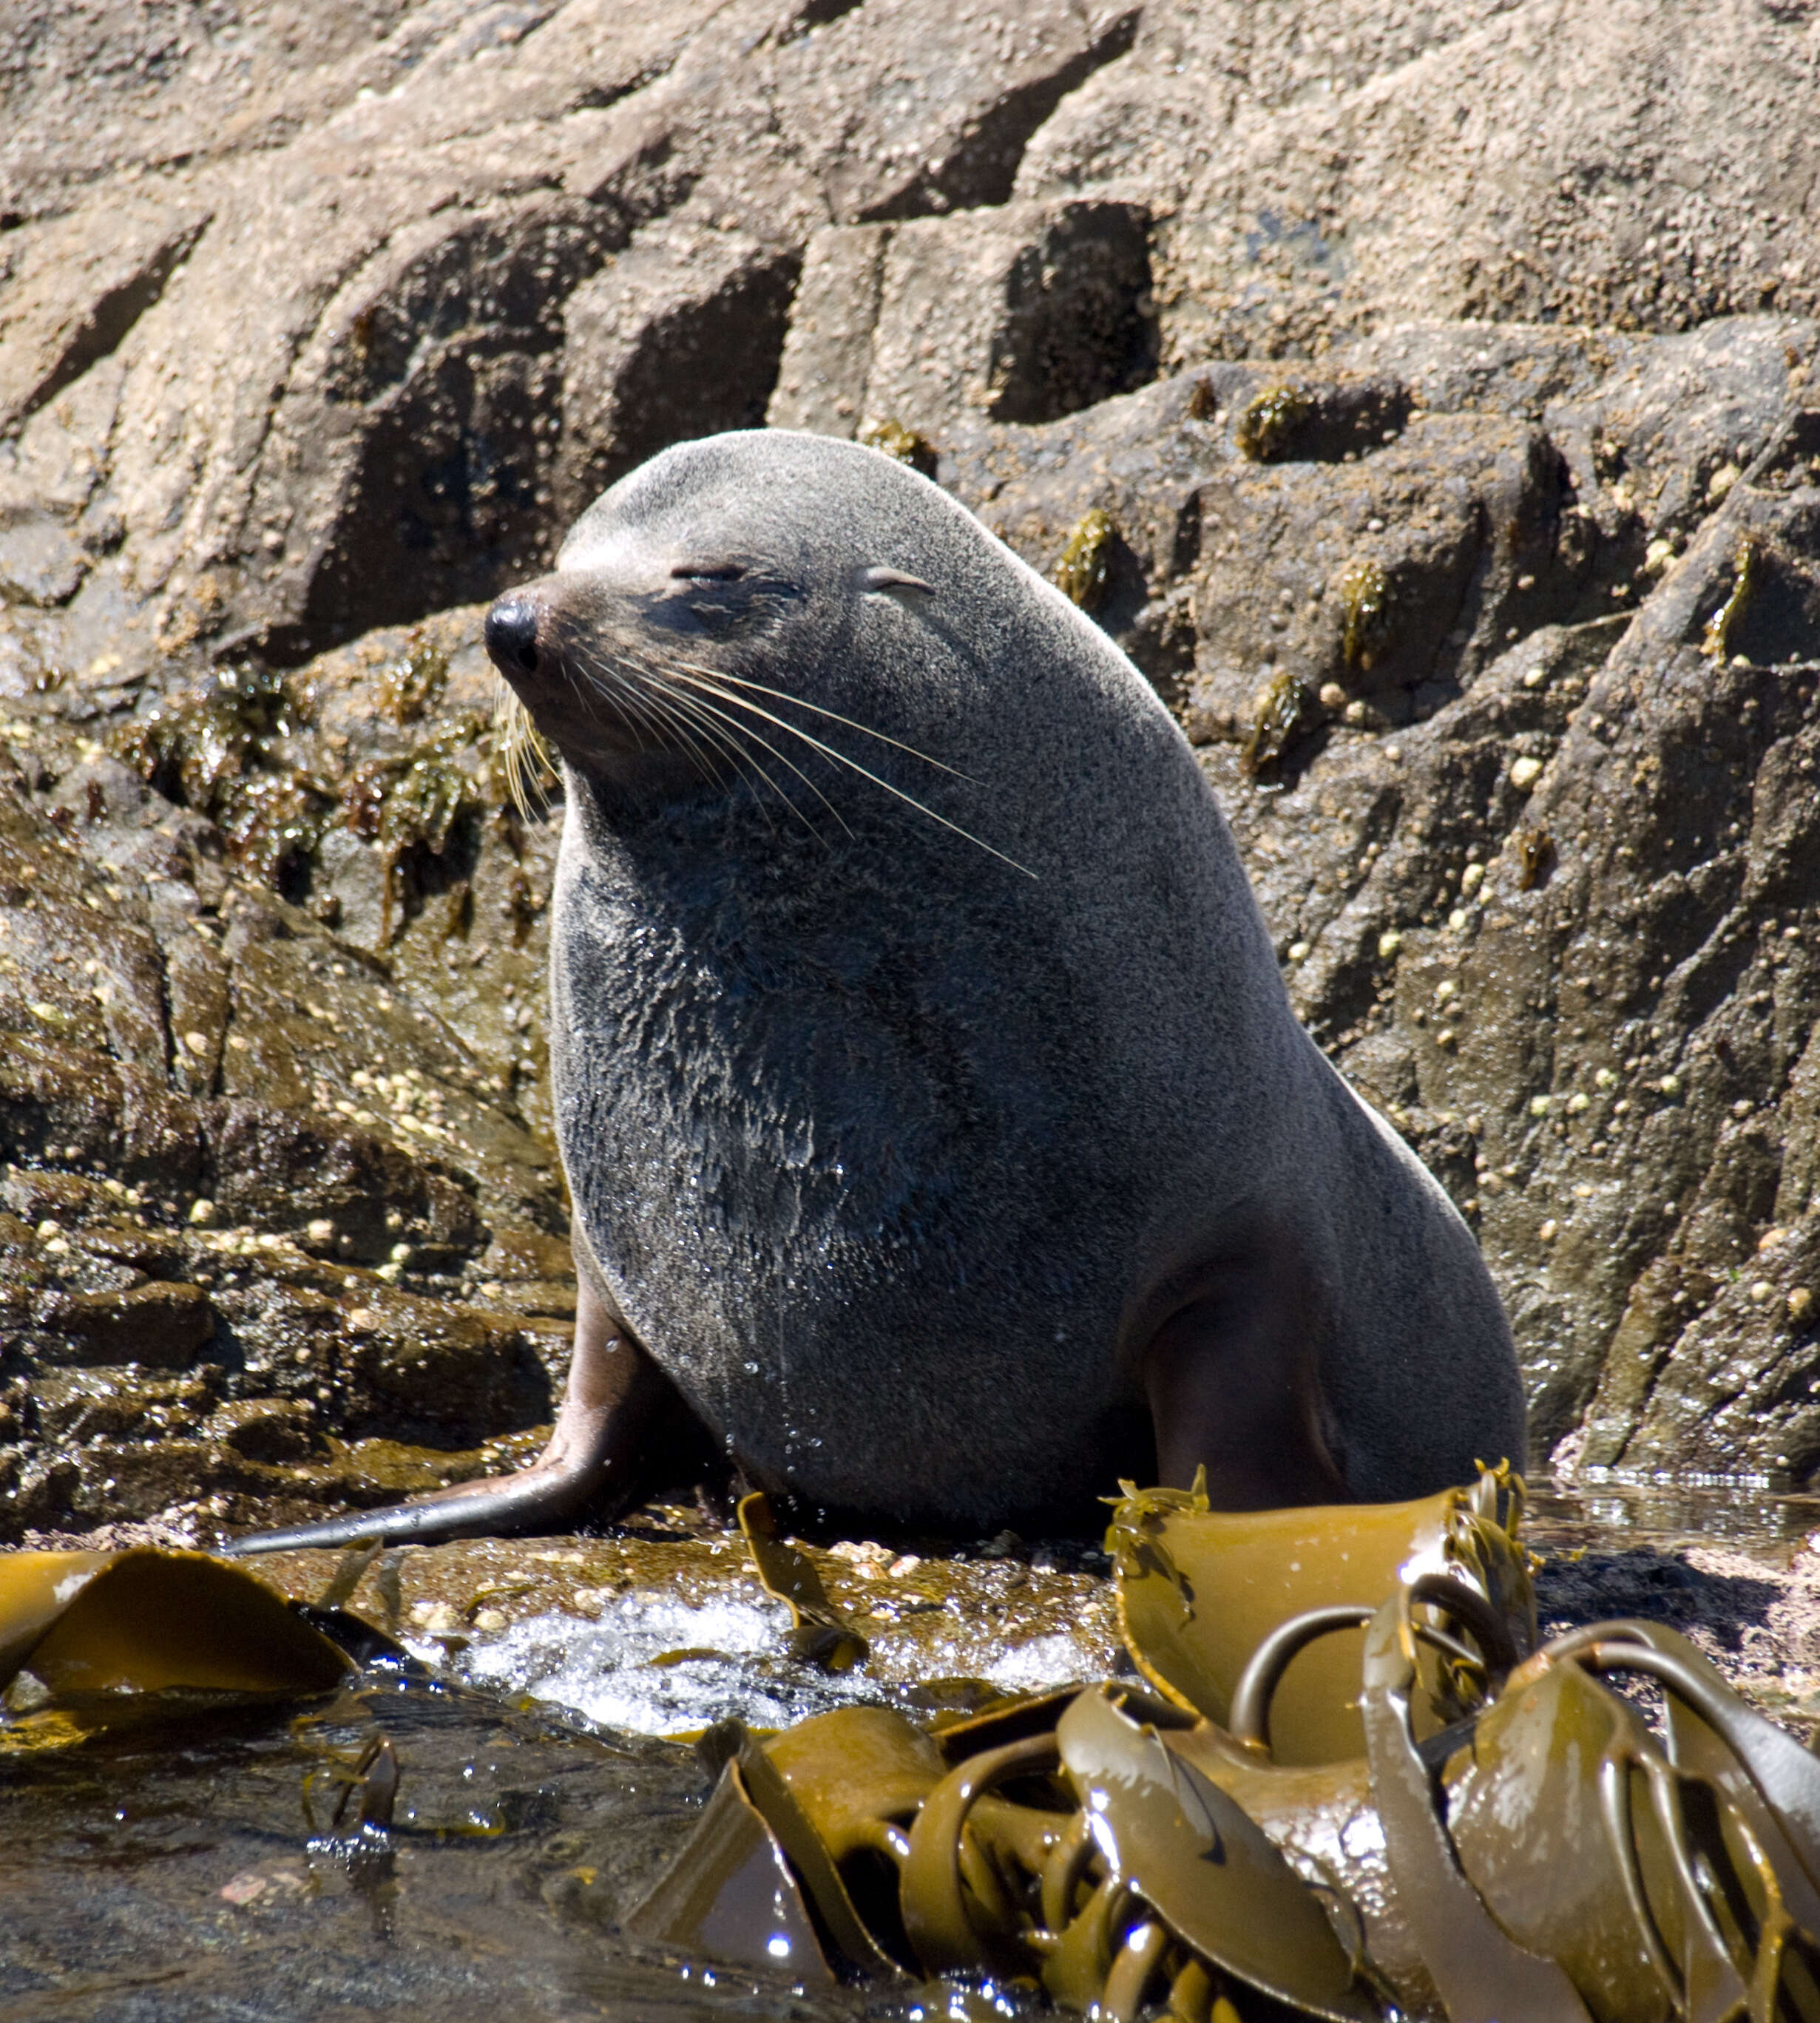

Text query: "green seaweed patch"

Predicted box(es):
[376, 632, 450, 727]
[344, 741, 475, 861]
[343, 725, 487, 942]
[1338, 556, 1393, 672]
[1102, 1467, 1208, 1592]
[1241, 668, 1314, 781]
[118, 663, 294, 811]
[216, 771, 334, 890]
[115, 665, 334, 893]
[1234, 384, 1313, 462]
[1054, 507, 1115, 612]
[1702, 537, 1757, 660]
[858, 418, 938, 478]
[115, 657, 496, 926]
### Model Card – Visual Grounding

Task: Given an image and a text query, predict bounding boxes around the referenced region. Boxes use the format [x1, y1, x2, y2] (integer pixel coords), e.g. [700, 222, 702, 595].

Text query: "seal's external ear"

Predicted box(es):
[860, 565, 935, 597]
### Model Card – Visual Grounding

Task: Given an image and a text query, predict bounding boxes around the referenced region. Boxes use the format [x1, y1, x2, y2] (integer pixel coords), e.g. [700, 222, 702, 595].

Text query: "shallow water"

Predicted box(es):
[442, 1587, 1115, 1741]
[0, 1662, 888, 2023]
[0, 1517, 1116, 2022]
[1527, 1477, 1820, 1563]
[5, 1481, 1818, 2020]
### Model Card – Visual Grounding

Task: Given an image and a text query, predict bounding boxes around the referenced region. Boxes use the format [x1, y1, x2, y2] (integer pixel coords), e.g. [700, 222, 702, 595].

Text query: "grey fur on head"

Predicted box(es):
[500, 429, 1523, 1528]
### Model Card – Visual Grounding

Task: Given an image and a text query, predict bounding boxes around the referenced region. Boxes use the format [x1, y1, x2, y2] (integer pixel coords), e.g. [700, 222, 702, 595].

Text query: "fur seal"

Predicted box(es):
[231, 430, 1524, 1553]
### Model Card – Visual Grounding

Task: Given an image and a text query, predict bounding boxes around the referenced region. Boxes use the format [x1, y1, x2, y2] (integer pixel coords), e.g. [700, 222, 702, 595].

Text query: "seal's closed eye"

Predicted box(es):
[672, 563, 746, 582]
[861, 566, 934, 596]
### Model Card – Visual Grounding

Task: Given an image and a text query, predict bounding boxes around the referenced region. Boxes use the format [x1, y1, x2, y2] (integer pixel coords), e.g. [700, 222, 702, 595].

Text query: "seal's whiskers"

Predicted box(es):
[493, 594, 1026, 870]
[611, 640, 845, 838]
[658, 684, 849, 838]
[669, 658, 976, 783]
[572, 640, 669, 759]
[598, 649, 729, 792]
[571, 638, 748, 804]
[666, 667, 1035, 877]
[493, 683, 556, 816]
[640, 678, 816, 839]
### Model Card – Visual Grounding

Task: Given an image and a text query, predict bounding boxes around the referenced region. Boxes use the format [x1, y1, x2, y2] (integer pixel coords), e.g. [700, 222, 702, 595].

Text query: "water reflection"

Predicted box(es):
[1530, 1476, 1820, 1561]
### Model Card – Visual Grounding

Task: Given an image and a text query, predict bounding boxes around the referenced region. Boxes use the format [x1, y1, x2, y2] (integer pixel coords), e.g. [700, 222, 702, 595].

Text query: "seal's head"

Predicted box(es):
[484, 432, 961, 808]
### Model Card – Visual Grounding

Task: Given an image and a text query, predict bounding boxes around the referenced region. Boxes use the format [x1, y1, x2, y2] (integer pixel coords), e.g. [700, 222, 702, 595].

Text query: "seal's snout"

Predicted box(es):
[486, 597, 541, 679]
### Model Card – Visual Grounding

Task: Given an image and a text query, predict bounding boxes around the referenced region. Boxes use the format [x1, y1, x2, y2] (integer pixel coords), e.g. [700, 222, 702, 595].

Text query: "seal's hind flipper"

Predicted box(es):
[222, 1283, 694, 1556]
[220, 1467, 616, 1556]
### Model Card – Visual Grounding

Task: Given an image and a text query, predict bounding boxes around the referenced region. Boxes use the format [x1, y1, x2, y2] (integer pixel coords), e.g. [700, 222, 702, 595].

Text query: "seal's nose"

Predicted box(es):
[486, 597, 541, 678]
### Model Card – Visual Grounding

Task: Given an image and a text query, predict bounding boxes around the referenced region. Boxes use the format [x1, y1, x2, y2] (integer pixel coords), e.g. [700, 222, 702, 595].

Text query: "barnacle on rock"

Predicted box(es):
[1339, 556, 1393, 672]
[858, 418, 938, 478]
[1241, 667, 1314, 780]
[1235, 384, 1313, 462]
[1054, 507, 1115, 612]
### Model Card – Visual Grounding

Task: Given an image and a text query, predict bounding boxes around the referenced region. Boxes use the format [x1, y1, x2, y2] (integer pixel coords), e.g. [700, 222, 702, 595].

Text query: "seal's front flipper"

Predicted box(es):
[223, 1280, 689, 1556]
[1139, 1263, 1350, 1512]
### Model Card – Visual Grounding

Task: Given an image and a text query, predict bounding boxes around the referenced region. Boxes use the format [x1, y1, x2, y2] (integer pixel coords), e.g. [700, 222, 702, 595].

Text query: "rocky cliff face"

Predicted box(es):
[2, 0, 1818, 1534]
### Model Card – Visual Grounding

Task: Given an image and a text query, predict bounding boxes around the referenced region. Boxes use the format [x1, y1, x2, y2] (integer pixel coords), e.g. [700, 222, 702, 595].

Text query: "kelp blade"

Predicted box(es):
[624, 1758, 836, 1985]
[0, 1548, 353, 1699]
[1108, 1485, 1452, 1761]
[1108, 1469, 1529, 1764]
[0, 1551, 116, 1684]
[737, 1492, 870, 1671]
[1057, 1687, 1380, 2022]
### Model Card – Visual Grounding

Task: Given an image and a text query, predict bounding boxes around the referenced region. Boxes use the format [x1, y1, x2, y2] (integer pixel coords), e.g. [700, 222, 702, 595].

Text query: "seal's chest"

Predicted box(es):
[564, 858, 1023, 1143]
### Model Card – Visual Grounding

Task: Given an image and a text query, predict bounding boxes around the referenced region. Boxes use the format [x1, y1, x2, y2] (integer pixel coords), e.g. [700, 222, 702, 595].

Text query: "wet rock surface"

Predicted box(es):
[231, 1492, 1820, 1743]
[246, 1511, 1121, 1736]
[4, 0, 1820, 1542]
[0, 606, 573, 1537]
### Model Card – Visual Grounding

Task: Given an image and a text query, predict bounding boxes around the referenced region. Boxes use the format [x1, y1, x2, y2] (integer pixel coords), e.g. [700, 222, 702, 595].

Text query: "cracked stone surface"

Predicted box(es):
[4, 0, 1820, 1536]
